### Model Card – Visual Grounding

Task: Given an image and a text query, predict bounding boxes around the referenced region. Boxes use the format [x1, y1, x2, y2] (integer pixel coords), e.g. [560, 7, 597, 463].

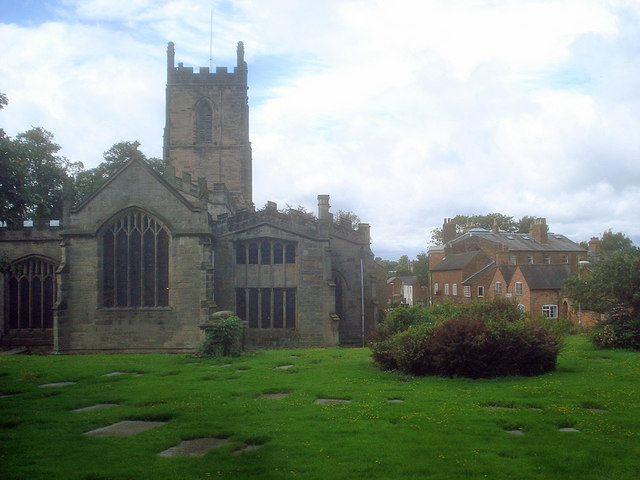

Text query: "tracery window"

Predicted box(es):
[196, 102, 212, 143]
[5, 257, 56, 330]
[236, 287, 296, 329]
[102, 210, 169, 308]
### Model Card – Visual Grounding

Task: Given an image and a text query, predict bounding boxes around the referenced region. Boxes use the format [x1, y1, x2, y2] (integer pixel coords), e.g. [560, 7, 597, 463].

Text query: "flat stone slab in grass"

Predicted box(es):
[84, 420, 166, 437]
[158, 437, 229, 457]
[559, 427, 580, 432]
[387, 399, 404, 403]
[260, 393, 290, 400]
[505, 429, 525, 436]
[315, 398, 351, 405]
[73, 403, 119, 413]
[276, 364, 294, 370]
[483, 405, 515, 410]
[38, 382, 76, 388]
[233, 444, 263, 455]
[102, 371, 127, 377]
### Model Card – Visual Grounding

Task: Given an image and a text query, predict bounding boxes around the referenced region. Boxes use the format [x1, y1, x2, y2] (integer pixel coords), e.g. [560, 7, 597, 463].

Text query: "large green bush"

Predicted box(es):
[590, 309, 640, 350]
[370, 300, 562, 378]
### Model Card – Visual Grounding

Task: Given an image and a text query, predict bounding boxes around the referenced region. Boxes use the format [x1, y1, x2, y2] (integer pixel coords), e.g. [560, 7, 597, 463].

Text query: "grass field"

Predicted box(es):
[1, 335, 639, 479]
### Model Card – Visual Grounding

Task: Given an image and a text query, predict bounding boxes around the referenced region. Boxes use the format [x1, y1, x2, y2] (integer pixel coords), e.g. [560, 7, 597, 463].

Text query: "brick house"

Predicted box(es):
[0, 42, 382, 352]
[429, 218, 586, 318]
[385, 276, 428, 307]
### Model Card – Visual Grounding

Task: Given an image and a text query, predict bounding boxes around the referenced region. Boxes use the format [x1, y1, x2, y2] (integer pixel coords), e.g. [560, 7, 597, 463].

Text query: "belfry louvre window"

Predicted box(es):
[5, 257, 56, 330]
[196, 102, 212, 143]
[102, 211, 169, 307]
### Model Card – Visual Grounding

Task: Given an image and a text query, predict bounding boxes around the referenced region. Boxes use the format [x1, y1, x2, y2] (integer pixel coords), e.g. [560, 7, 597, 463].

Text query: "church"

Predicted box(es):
[0, 42, 383, 353]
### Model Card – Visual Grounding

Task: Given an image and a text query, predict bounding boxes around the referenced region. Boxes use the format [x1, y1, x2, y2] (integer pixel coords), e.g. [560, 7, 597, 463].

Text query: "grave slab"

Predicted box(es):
[260, 393, 290, 400]
[387, 399, 404, 403]
[158, 437, 229, 457]
[233, 444, 263, 455]
[276, 365, 294, 370]
[84, 420, 165, 437]
[38, 382, 76, 388]
[559, 427, 580, 432]
[315, 398, 351, 405]
[505, 429, 525, 436]
[73, 403, 119, 413]
[102, 371, 126, 377]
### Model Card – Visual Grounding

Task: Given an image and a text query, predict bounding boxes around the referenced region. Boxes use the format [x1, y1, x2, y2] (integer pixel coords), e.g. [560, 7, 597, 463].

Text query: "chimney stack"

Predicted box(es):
[530, 218, 548, 243]
[442, 218, 457, 244]
[492, 218, 499, 234]
[317, 195, 331, 221]
[588, 237, 600, 253]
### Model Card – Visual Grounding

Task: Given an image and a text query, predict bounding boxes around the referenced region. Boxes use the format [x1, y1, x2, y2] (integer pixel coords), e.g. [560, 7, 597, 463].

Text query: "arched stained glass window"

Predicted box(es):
[102, 210, 169, 308]
[4, 257, 57, 330]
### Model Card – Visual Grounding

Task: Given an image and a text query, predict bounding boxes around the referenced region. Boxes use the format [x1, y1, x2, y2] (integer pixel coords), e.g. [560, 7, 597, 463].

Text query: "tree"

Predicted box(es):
[413, 252, 429, 287]
[74, 141, 165, 203]
[375, 257, 398, 275]
[395, 255, 411, 276]
[564, 247, 640, 318]
[335, 210, 360, 228]
[0, 127, 80, 222]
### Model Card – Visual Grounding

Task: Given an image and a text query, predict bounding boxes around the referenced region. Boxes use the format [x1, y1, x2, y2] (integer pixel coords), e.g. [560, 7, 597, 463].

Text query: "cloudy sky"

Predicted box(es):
[1, 0, 639, 259]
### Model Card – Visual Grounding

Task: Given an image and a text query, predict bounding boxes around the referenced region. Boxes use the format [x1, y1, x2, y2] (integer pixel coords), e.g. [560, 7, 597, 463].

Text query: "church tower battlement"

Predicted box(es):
[163, 41, 252, 213]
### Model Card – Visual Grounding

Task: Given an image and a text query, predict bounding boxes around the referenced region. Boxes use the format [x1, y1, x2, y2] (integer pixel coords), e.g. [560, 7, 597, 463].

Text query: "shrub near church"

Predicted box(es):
[370, 299, 561, 378]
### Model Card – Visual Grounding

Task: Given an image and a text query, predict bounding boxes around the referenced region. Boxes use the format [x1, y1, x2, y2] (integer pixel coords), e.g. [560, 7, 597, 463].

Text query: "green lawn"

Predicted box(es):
[1, 336, 639, 479]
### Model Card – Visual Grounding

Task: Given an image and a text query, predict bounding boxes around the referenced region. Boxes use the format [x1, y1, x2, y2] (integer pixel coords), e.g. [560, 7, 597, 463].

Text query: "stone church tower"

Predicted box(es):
[163, 41, 252, 211]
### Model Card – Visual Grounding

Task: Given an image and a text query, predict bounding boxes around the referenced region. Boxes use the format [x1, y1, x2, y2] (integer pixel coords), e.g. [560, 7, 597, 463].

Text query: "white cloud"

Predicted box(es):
[1, 0, 639, 258]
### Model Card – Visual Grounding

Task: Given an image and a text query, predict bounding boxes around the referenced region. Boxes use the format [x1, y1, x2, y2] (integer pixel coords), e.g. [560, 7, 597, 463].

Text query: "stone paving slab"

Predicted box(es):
[84, 420, 166, 437]
[73, 403, 119, 413]
[315, 398, 351, 405]
[38, 382, 76, 388]
[260, 393, 290, 400]
[158, 437, 229, 457]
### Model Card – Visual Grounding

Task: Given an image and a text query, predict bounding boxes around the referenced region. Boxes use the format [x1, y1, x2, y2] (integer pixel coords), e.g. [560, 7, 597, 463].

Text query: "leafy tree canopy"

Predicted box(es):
[564, 245, 640, 318]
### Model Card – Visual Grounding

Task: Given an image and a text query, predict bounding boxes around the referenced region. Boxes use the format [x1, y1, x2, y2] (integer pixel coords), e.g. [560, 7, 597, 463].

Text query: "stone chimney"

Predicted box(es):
[317, 195, 331, 220]
[588, 237, 600, 254]
[442, 218, 457, 244]
[492, 218, 499, 233]
[530, 218, 548, 243]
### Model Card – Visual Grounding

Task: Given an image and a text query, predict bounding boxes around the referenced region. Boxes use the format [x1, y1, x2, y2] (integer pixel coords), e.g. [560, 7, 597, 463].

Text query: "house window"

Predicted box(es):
[544, 255, 551, 265]
[102, 210, 169, 308]
[477, 286, 485, 298]
[464, 285, 471, 298]
[509, 255, 516, 265]
[248, 243, 259, 264]
[495, 282, 502, 294]
[444, 283, 450, 295]
[542, 304, 558, 319]
[260, 240, 271, 265]
[515, 282, 522, 296]
[434, 283, 439, 295]
[237, 288, 296, 328]
[196, 102, 212, 143]
[452, 283, 457, 296]
[5, 257, 57, 330]
[562, 254, 569, 264]
[528, 255, 534, 264]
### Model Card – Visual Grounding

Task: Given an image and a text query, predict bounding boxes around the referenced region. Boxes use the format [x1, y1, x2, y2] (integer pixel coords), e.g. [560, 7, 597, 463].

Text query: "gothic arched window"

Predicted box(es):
[102, 210, 169, 308]
[196, 102, 212, 143]
[5, 257, 56, 330]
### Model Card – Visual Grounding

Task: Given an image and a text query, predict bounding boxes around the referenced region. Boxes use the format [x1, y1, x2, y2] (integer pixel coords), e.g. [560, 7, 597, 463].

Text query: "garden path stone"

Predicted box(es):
[276, 364, 294, 370]
[73, 403, 119, 413]
[84, 420, 166, 437]
[315, 398, 351, 405]
[233, 444, 263, 455]
[157, 437, 229, 457]
[38, 382, 76, 388]
[260, 393, 289, 400]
